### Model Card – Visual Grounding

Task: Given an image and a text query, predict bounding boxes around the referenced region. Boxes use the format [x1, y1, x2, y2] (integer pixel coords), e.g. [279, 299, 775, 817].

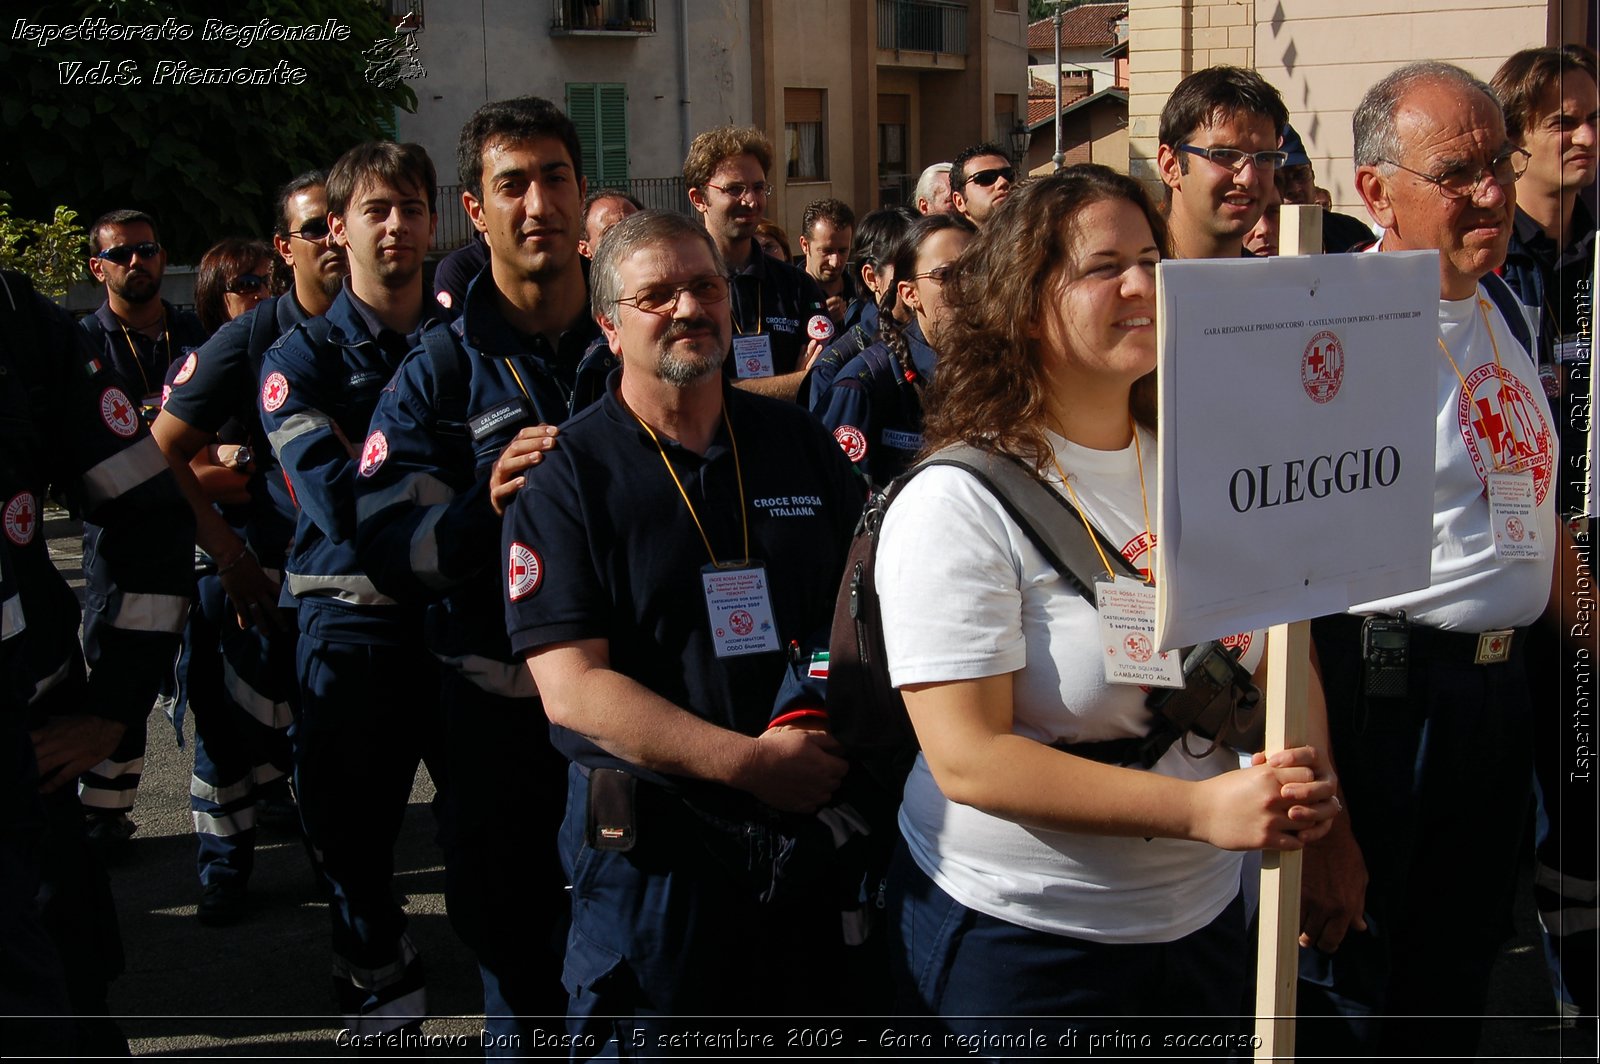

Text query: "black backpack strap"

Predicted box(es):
[1480, 272, 1533, 355]
[911, 443, 1142, 602]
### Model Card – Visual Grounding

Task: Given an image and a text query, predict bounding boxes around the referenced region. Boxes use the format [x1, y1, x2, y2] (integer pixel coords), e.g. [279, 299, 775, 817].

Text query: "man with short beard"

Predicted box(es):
[685, 125, 829, 402]
[503, 209, 863, 1038]
[353, 95, 600, 1041]
[76, 210, 208, 841]
[151, 172, 347, 928]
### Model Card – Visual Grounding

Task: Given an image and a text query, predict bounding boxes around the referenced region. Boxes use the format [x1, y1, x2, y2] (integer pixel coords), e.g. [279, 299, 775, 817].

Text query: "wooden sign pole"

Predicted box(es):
[1253, 203, 1322, 1062]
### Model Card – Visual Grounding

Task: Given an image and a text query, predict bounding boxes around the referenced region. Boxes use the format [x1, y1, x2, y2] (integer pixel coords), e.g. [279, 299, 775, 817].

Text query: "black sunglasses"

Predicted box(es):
[963, 166, 1015, 189]
[288, 218, 332, 242]
[226, 273, 269, 295]
[95, 241, 161, 265]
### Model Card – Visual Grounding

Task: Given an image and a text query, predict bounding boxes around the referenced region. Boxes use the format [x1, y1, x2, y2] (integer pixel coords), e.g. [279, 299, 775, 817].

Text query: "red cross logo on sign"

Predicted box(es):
[261, 372, 289, 413]
[4, 493, 36, 546]
[508, 542, 542, 601]
[358, 431, 389, 478]
[99, 387, 138, 437]
[1301, 330, 1345, 404]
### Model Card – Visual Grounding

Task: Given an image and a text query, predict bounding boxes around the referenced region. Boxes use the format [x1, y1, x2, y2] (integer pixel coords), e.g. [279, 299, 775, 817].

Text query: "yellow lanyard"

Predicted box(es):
[117, 308, 167, 397]
[502, 358, 534, 405]
[631, 408, 751, 568]
[732, 277, 763, 337]
[1436, 296, 1521, 470]
[1048, 419, 1155, 584]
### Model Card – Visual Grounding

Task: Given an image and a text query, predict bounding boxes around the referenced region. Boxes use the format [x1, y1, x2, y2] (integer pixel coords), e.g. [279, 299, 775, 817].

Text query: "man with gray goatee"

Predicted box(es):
[1300, 60, 1564, 1057]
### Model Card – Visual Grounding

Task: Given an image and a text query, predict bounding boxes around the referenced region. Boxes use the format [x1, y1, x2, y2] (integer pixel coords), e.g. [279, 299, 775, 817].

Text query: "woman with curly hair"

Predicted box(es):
[876, 164, 1341, 1033]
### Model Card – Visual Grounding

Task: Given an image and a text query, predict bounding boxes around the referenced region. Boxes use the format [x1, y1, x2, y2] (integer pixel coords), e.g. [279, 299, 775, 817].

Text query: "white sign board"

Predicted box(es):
[1154, 250, 1440, 650]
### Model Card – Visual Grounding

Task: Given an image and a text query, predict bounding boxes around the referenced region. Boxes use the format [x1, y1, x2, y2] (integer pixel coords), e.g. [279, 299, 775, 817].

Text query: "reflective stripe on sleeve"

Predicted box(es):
[82, 436, 168, 507]
[1, 594, 23, 641]
[435, 652, 537, 698]
[407, 505, 453, 591]
[1534, 862, 1600, 903]
[266, 410, 336, 457]
[354, 471, 457, 524]
[28, 658, 73, 705]
[285, 572, 398, 606]
[105, 591, 190, 633]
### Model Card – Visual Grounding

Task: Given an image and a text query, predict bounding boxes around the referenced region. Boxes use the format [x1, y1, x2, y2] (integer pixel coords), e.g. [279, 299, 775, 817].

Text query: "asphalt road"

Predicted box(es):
[37, 509, 1600, 1060]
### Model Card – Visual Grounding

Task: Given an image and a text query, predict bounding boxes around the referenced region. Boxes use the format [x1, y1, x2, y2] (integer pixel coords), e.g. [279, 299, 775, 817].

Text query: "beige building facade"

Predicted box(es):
[753, 0, 1029, 237]
[1125, 0, 1592, 216]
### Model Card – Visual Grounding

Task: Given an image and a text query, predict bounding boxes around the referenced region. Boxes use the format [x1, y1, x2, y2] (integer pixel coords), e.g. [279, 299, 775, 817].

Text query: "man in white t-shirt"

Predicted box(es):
[1298, 61, 1563, 1058]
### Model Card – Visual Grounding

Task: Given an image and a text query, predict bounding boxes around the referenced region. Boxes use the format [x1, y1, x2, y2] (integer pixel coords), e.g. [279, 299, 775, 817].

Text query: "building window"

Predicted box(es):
[995, 92, 1017, 143]
[565, 83, 630, 186]
[878, 93, 910, 205]
[785, 88, 826, 181]
[995, 0, 1017, 12]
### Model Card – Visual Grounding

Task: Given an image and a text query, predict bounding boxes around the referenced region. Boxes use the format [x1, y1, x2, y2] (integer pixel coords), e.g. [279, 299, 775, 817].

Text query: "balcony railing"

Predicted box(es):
[551, 0, 655, 35]
[877, 0, 968, 58]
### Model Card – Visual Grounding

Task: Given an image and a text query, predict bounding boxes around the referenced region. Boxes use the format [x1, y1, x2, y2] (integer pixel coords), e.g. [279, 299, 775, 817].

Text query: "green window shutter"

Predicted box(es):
[565, 82, 628, 188]
[597, 84, 629, 186]
[565, 83, 598, 183]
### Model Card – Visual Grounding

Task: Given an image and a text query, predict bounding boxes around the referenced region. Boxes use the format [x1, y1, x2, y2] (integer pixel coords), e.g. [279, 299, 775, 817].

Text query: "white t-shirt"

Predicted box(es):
[1352, 286, 1557, 628]
[877, 428, 1258, 943]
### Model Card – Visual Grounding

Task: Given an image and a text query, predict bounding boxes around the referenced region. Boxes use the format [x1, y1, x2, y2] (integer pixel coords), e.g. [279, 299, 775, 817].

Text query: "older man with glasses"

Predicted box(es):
[1298, 61, 1564, 1058]
[1156, 66, 1290, 259]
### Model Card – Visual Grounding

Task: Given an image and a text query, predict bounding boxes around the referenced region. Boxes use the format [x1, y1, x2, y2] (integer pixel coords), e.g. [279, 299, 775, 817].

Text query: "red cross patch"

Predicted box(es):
[4, 493, 37, 547]
[173, 351, 198, 386]
[358, 431, 389, 478]
[807, 314, 835, 342]
[508, 542, 543, 601]
[1458, 362, 1553, 505]
[99, 387, 139, 437]
[832, 424, 868, 464]
[261, 371, 290, 413]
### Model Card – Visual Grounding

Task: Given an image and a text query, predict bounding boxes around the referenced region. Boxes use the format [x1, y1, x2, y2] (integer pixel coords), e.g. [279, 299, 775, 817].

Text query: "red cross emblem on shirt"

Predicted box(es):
[4, 493, 35, 546]
[358, 431, 388, 478]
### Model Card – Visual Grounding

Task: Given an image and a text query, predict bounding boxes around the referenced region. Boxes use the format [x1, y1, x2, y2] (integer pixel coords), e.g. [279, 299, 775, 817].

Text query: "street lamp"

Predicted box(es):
[1009, 120, 1032, 165]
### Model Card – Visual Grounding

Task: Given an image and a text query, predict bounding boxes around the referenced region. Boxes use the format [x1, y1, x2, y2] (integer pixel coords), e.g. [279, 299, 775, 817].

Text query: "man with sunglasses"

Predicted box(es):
[949, 143, 1015, 227]
[76, 210, 208, 843]
[1155, 67, 1289, 260]
[1297, 62, 1563, 1058]
[503, 209, 863, 1039]
[684, 126, 829, 403]
[152, 172, 347, 928]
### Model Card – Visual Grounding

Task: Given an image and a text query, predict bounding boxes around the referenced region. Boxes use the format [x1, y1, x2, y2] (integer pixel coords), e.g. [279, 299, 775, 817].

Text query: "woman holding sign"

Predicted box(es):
[876, 165, 1341, 1031]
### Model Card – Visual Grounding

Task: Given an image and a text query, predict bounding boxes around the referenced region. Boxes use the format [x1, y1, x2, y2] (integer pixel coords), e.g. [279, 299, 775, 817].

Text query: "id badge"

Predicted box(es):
[1487, 470, 1544, 560]
[1095, 577, 1184, 688]
[702, 561, 781, 658]
[1556, 337, 1589, 365]
[732, 335, 774, 379]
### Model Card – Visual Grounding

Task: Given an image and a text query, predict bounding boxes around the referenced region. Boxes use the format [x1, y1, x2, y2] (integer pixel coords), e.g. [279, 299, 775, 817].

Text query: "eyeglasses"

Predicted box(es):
[1177, 145, 1290, 174]
[1377, 147, 1531, 201]
[94, 241, 162, 265]
[288, 219, 332, 242]
[704, 181, 771, 201]
[615, 275, 730, 315]
[226, 273, 269, 295]
[962, 166, 1015, 189]
[910, 264, 956, 285]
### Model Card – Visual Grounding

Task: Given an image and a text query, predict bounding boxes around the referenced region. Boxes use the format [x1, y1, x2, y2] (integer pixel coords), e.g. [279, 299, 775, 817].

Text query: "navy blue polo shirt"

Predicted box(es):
[503, 371, 864, 786]
[727, 238, 828, 377]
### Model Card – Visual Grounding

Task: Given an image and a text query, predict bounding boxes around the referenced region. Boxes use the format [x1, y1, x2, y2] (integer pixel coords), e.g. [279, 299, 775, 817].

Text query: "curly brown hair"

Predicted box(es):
[922, 165, 1168, 475]
[682, 126, 774, 190]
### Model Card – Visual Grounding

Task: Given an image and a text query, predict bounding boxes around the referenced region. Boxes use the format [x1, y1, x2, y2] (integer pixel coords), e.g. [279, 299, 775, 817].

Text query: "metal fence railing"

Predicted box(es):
[876, 0, 968, 57]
